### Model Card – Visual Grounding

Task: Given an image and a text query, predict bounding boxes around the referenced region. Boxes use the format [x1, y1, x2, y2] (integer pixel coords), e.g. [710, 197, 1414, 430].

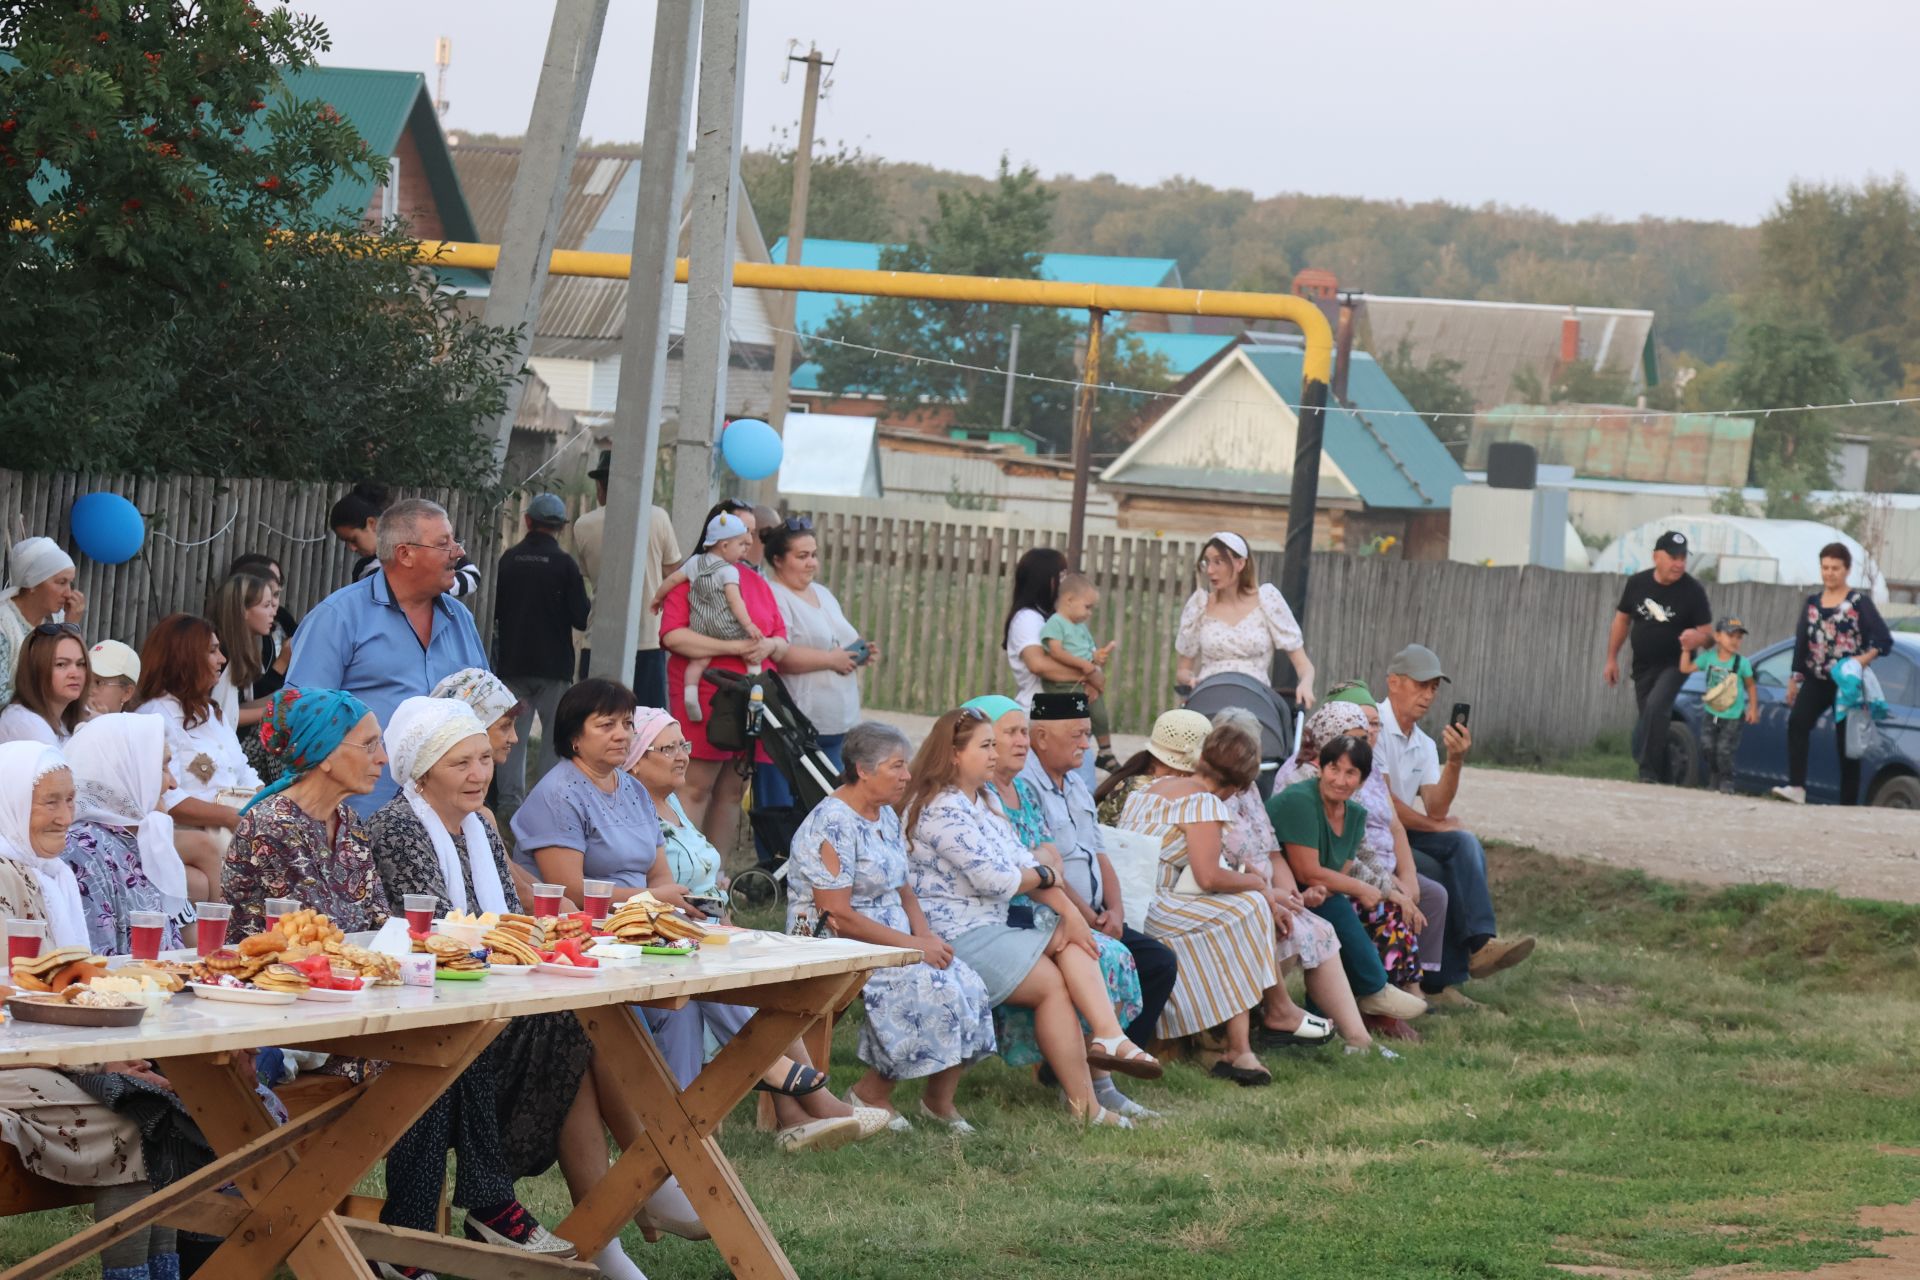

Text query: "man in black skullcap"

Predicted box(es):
[1022, 690, 1178, 1119]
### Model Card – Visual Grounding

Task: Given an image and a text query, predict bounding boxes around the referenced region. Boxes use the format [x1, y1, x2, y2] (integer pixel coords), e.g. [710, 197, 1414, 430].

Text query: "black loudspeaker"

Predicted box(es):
[1486, 442, 1537, 490]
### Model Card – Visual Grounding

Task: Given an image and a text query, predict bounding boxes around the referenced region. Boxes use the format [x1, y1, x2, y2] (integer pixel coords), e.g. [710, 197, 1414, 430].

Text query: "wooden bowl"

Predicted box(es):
[6, 996, 147, 1027]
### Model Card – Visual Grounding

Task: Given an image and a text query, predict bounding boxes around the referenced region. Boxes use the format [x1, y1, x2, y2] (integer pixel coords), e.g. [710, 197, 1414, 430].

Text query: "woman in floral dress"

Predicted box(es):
[61, 713, 188, 956]
[1173, 530, 1317, 708]
[788, 721, 996, 1130]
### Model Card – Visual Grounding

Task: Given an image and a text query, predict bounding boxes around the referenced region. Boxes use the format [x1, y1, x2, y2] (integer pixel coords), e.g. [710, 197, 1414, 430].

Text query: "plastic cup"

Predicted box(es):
[531, 883, 563, 918]
[6, 919, 45, 965]
[194, 903, 231, 957]
[128, 911, 167, 961]
[582, 881, 613, 926]
[263, 898, 299, 935]
[403, 894, 436, 933]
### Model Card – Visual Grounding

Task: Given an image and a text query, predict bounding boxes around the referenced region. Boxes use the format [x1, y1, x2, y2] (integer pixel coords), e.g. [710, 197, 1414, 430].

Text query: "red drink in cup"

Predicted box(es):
[128, 911, 166, 962]
[403, 894, 436, 933]
[263, 898, 299, 935]
[195, 904, 231, 957]
[582, 881, 612, 926]
[5, 919, 43, 965]
[532, 883, 563, 917]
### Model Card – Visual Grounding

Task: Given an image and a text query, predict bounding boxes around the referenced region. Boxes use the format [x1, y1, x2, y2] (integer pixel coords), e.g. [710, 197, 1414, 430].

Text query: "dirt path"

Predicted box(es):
[865, 709, 1920, 904]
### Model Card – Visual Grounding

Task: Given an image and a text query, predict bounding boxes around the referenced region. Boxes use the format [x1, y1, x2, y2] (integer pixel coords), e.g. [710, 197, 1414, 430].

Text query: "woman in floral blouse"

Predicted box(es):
[904, 707, 1159, 1130]
[62, 713, 188, 956]
[1777, 542, 1897, 806]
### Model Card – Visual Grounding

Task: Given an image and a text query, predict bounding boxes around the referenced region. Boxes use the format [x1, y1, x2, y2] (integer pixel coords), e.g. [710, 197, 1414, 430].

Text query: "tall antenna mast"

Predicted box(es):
[434, 36, 452, 118]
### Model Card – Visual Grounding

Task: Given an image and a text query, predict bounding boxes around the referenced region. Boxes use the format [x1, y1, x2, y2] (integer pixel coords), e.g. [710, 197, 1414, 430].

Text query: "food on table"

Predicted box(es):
[270, 908, 345, 949]
[322, 941, 400, 985]
[536, 936, 599, 968]
[444, 909, 501, 929]
[482, 928, 542, 968]
[601, 895, 707, 948]
[87, 973, 176, 1002]
[251, 963, 312, 995]
[117, 961, 190, 990]
[68, 988, 139, 1009]
[238, 931, 286, 959]
[11, 947, 111, 993]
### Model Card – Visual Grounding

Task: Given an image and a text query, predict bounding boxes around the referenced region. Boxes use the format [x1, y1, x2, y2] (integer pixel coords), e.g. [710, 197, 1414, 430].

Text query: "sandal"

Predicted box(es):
[755, 1059, 829, 1098]
[1257, 1012, 1335, 1048]
[1210, 1059, 1273, 1088]
[1071, 1101, 1135, 1130]
[1084, 1035, 1164, 1080]
[1094, 752, 1121, 773]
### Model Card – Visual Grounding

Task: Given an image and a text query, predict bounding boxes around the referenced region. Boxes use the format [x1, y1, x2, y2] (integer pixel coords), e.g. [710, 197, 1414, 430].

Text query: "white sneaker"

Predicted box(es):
[774, 1115, 863, 1153]
[463, 1211, 573, 1256]
[849, 1105, 895, 1139]
[1770, 785, 1806, 804]
[844, 1089, 910, 1132]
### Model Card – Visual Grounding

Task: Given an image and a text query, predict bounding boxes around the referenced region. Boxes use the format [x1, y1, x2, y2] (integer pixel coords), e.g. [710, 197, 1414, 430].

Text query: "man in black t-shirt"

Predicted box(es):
[493, 493, 592, 821]
[1603, 529, 1714, 784]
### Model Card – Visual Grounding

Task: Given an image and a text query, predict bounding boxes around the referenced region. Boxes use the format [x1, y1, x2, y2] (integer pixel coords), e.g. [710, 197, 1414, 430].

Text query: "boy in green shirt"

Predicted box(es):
[1680, 616, 1759, 793]
[1038, 573, 1119, 767]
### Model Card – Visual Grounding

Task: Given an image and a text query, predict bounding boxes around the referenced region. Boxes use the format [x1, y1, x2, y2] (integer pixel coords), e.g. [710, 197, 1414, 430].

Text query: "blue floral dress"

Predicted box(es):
[995, 779, 1143, 1066]
[62, 822, 183, 957]
[789, 797, 995, 1079]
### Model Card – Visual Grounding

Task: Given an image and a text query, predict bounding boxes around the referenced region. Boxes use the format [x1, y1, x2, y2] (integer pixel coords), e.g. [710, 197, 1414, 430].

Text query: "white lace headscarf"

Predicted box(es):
[1, 537, 74, 603]
[65, 713, 189, 907]
[383, 696, 507, 915]
[0, 741, 91, 950]
[430, 668, 519, 728]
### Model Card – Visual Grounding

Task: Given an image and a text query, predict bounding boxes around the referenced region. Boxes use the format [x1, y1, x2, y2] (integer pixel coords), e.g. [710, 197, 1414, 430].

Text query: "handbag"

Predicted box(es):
[1172, 856, 1243, 896]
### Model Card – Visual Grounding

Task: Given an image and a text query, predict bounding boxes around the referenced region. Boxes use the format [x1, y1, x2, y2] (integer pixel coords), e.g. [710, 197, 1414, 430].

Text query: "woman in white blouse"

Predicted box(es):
[133, 614, 261, 902]
[1174, 531, 1317, 709]
[0, 623, 90, 747]
[760, 517, 875, 762]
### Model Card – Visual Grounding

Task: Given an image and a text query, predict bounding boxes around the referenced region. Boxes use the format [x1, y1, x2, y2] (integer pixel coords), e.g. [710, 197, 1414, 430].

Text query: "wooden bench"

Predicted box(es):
[1, 1072, 443, 1231]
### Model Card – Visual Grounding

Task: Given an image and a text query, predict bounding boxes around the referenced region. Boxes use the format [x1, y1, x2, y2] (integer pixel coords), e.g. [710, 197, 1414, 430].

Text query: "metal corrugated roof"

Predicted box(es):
[1469, 403, 1754, 486]
[766, 237, 1185, 333]
[1362, 296, 1656, 410]
[1129, 332, 1237, 377]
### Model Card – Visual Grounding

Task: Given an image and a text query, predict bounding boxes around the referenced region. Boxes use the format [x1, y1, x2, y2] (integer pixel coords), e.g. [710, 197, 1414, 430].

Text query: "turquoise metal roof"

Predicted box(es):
[1129, 332, 1236, 378]
[766, 237, 1181, 333]
[1240, 347, 1467, 510]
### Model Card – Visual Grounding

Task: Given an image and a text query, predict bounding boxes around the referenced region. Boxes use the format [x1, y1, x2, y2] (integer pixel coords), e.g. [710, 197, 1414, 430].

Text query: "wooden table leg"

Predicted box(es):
[556, 973, 869, 1279]
[160, 1018, 505, 1280]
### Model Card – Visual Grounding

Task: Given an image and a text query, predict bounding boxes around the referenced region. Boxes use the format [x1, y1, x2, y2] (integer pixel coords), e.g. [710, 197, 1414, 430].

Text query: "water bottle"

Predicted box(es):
[746, 682, 766, 736]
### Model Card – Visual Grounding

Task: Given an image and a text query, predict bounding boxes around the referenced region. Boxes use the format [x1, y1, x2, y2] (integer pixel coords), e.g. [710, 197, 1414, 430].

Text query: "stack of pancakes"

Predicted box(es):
[323, 940, 401, 985]
[251, 963, 311, 995]
[11, 948, 109, 993]
[482, 927, 541, 967]
[603, 895, 707, 947]
[421, 933, 483, 973]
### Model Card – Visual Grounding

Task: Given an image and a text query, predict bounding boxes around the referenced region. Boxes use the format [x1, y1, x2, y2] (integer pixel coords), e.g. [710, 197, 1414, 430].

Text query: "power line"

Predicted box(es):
[774, 321, 1920, 424]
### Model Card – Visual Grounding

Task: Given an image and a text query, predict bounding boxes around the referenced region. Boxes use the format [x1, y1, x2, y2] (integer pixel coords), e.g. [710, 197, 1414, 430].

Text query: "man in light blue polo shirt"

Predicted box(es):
[288, 498, 489, 815]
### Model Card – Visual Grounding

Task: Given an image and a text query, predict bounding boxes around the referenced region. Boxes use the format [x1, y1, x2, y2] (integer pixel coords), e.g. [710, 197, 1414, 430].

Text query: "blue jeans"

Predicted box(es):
[1309, 893, 1389, 998]
[752, 733, 845, 868]
[1407, 827, 1497, 987]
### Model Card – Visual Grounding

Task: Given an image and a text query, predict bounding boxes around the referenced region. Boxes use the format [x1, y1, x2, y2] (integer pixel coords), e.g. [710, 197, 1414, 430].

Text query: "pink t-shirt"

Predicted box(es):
[661, 565, 787, 761]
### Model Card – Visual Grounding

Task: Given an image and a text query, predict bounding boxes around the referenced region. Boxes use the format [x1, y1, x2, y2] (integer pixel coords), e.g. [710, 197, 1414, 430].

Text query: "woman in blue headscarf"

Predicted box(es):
[223, 686, 387, 935]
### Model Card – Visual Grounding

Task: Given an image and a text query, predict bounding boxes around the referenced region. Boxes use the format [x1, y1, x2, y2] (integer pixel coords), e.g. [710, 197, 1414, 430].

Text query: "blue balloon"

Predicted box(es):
[69, 492, 146, 565]
[720, 418, 783, 481]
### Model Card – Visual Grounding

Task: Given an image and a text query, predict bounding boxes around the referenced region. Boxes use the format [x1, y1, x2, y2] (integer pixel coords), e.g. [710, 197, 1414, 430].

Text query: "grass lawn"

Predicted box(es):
[8, 845, 1920, 1278]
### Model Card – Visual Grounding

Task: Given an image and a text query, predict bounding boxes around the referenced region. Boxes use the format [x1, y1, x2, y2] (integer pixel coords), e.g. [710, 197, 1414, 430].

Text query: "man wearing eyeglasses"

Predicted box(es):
[288, 498, 490, 816]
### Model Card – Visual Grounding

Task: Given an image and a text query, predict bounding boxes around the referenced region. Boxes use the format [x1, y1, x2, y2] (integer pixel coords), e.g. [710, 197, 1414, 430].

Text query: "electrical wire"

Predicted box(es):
[772, 322, 1920, 424]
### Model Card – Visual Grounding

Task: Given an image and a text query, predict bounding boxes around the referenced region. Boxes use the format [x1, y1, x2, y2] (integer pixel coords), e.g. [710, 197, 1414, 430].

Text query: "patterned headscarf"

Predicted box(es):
[243, 686, 371, 813]
[431, 667, 520, 726]
[0, 742, 90, 950]
[1295, 701, 1370, 769]
[622, 707, 681, 772]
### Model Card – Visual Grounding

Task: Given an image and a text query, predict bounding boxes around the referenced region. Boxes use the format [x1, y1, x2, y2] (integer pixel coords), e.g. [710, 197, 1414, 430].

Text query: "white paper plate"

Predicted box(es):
[489, 963, 533, 976]
[187, 983, 297, 1006]
[295, 986, 365, 1003]
[537, 961, 600, 979]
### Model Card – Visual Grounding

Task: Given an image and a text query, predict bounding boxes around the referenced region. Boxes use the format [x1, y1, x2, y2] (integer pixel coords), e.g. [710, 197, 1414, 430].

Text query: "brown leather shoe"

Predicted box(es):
[1425, 985, 1480, 1011]
[1361, 1013, 1422, 1043]
[1468, 935, 1536, 980]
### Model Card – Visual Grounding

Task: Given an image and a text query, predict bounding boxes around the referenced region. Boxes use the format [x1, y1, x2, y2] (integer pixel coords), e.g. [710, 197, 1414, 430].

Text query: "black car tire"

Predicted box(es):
[1665, 720, 1700, 787]
[1870, 774, 1920, 809]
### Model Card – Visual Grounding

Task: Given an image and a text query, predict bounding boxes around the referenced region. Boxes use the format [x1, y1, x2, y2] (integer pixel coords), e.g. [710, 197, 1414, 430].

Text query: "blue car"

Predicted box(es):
[1668, 633, 1920, 807]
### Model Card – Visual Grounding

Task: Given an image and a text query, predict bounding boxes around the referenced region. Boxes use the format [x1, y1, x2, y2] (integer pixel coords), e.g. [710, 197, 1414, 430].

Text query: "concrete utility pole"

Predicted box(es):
[476, 0, 609, 471]
[669, 0, 750, 546]
[587, 0, 700, 681]
[1000, 322, 1021, 431]
[763, 43, 833, 445]
[1065, 310, 1105, 566]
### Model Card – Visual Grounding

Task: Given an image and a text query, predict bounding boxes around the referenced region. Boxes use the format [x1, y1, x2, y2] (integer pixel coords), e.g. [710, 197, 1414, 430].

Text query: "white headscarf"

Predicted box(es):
[64, 714, 189, 907]
[2, 538, 75, 603]
[0, 741, 91, 951]
[430, 667, 519, 727]
[383, 696, 506, 915]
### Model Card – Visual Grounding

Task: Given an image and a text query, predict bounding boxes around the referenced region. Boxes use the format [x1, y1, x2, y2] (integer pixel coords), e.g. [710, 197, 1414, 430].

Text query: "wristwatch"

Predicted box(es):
[1034, 864, 1056, 891]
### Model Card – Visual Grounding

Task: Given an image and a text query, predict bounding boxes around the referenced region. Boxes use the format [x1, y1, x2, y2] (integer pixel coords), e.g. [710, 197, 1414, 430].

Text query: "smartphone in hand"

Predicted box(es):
[1449, 702, 1471, 728]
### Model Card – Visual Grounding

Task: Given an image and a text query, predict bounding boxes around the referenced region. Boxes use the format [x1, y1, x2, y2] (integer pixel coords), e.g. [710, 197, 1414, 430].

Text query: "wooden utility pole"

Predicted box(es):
[763, 44, 833, 445]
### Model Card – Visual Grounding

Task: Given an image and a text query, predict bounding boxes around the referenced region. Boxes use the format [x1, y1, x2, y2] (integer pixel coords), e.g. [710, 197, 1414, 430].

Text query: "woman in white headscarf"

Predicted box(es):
[62, 714, 191, 955]
[0, 741, 91, 951]
[0, 537, 87, 707]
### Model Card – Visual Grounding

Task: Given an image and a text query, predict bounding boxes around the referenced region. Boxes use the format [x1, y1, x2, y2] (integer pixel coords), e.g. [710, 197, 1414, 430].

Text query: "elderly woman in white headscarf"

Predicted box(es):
[0, 538, 87, 707]
[62, 714, 190, 956]
[363, 696, 688, 1278]
[0, 741, 90, 950]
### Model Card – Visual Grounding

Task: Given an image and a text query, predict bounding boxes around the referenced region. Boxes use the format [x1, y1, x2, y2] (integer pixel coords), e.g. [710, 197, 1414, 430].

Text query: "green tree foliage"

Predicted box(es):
[1375, 337, 1473, 445]
[810, 158, 1172, 453]
[739, 132, 891, 245]
[1720, 312, 1850, 488]
[0, 1, 519, 484]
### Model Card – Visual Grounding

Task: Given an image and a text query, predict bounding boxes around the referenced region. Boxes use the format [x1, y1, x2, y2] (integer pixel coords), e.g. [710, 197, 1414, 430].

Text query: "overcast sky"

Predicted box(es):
[312, 0, 1916, 226]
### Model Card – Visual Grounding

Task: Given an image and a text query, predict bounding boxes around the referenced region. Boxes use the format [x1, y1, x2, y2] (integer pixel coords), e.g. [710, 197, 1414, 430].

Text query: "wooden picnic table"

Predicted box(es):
[0, 933, 917, 1280]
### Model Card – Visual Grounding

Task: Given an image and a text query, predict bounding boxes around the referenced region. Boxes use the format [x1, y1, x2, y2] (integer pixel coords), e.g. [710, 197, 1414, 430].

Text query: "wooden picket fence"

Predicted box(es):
[797, 509, 1812, 758]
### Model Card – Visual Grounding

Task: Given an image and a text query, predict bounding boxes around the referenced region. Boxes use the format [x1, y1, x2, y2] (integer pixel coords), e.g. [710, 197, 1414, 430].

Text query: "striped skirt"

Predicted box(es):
[1144, 888, 1278, 1039]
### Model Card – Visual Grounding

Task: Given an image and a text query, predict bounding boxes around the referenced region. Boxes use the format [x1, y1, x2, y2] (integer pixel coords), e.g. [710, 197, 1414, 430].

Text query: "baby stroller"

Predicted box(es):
[1181, 671, 1296, 798]
[702, 667, 842, 904]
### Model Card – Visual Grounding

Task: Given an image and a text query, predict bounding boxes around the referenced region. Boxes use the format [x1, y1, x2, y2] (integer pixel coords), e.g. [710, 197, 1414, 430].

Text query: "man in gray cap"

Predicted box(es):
[493, 492, 591, 820]
[1603, 529, 1714, 784]
[1375, 643, 1533, 1007]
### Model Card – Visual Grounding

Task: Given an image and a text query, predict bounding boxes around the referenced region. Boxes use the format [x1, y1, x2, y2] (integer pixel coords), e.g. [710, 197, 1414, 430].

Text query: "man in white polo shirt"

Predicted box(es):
[1374, 644, 1534, 1007]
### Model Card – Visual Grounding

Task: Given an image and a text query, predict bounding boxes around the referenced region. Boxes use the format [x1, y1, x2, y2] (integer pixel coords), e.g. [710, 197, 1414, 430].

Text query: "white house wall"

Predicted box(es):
[526, 357, 595, 413]
[1122, 359, 1352, 490]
